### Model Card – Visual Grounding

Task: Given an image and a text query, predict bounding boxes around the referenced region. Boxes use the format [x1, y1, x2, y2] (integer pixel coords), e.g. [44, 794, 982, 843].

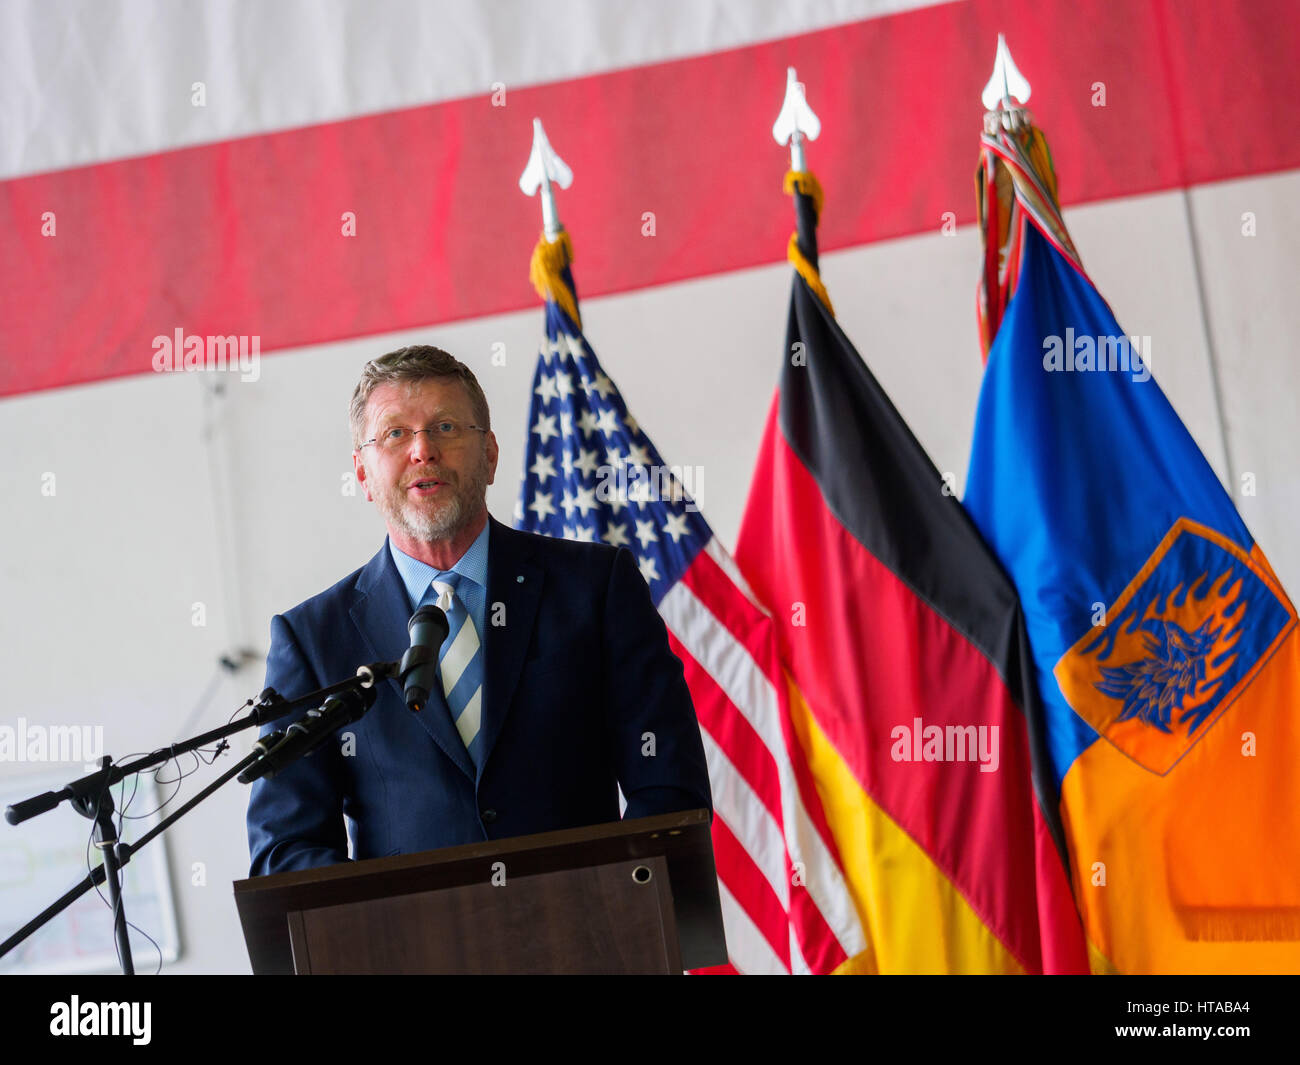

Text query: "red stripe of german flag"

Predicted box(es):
[735, 181, 1089, 973]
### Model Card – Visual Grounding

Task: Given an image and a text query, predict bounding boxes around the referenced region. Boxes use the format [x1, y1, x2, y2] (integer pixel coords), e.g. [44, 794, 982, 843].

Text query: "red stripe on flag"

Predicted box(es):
[709, 813, 792, 972]
[671, 570, 854, 972]
[740, 425, 1046, 972]
[789, 878, 850, 974]
[670, 630, 785, 825]
[3, 0, 1298, 396]
[1033, 799, 1092, 974]
[691, 962, 739, 976]
[680, 548, 846, 868]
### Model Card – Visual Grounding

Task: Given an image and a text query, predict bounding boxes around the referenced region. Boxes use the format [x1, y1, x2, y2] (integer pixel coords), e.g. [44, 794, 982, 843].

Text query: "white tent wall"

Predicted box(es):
[1188, 171, 1300, 579]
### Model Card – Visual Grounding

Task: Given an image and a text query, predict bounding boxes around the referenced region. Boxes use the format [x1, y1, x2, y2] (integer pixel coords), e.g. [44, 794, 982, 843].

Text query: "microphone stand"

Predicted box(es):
[0, 659, 399, 974]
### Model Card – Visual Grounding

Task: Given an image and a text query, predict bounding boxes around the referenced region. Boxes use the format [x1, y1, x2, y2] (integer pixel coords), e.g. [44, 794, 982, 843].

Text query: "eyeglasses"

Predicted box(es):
[359, 421, 489, 452]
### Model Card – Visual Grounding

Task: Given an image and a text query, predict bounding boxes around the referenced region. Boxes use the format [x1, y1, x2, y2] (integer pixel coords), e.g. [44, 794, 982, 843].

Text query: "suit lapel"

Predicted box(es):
[349, 539, 476, 782]
[478, 517, 543, 774]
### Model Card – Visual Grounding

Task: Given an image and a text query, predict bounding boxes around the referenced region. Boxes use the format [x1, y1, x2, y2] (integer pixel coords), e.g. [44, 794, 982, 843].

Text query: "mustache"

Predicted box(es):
[402, 469, 458, 488]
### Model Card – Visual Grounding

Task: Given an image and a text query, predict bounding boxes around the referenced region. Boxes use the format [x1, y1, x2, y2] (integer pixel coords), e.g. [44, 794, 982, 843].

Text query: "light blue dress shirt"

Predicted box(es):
[387, 519, 491, 637]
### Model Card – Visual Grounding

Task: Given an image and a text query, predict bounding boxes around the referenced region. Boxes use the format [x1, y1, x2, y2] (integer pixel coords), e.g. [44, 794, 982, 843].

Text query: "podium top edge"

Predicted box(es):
[233, 807, 711, 895]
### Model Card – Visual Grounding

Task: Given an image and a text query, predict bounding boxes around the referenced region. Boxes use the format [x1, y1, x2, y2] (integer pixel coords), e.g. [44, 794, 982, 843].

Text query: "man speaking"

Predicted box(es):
[246, 345, 712, 876]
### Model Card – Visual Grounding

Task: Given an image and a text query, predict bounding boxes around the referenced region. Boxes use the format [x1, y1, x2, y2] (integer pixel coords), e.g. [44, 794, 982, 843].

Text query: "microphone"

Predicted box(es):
[238, 686, 376, 784]
[401, 603, 449, 712]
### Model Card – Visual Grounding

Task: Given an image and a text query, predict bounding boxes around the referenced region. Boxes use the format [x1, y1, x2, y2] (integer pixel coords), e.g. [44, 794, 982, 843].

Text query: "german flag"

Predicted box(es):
[734, 171, 1089, 973]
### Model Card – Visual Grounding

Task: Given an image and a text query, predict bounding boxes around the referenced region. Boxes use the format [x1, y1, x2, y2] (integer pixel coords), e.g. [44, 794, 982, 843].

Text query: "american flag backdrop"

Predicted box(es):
[515, 232, 868, 973]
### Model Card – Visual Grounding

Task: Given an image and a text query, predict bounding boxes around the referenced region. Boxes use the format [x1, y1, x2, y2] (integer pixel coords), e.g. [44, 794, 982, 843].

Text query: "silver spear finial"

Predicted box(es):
[772, 67, 821, 172]
[982, 34, 1033, 132]
[518, 117, 573, 241]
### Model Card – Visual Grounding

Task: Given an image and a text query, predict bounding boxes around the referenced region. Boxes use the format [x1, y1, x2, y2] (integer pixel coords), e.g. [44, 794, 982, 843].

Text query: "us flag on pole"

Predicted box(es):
[515, 231, 868, 973]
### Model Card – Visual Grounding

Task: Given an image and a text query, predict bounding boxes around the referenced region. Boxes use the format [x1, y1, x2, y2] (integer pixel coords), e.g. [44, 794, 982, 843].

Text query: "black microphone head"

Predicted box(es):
[404, 605, 450, 712]
[410, 603, 452, 644]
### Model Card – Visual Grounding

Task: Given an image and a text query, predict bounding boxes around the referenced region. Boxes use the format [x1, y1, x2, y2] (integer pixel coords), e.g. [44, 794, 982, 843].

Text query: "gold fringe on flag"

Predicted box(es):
[783, 170, 835, 318]
[528, 229, 582, 330]
[975, 120, 1083, 358]
[783, 169, 825, 220]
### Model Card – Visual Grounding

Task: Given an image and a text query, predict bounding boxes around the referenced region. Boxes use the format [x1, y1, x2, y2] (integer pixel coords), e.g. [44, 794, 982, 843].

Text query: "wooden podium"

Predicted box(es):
[233, 809, 726, 974]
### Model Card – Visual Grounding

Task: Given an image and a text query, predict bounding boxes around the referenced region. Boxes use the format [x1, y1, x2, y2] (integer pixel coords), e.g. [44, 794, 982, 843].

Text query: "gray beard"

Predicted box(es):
[394, 491, 469, 542]
[367, 447, 491, 546]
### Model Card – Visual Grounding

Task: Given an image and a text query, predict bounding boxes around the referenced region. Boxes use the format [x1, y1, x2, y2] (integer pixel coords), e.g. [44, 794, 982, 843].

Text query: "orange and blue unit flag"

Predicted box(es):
[964, 114, 1300, 973]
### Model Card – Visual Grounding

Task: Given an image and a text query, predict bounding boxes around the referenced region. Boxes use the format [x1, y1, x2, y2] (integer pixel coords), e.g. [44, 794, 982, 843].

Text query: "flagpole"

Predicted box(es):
[981, 36, 1239, 493]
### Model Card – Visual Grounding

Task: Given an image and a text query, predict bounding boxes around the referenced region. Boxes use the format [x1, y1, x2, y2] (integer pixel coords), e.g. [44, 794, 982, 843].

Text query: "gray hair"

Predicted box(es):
[349, 344, 490, 449]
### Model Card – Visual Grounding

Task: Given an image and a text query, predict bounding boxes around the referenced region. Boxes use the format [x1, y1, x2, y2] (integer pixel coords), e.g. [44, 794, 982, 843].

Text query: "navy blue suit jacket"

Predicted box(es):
[246, 516, 712, 876]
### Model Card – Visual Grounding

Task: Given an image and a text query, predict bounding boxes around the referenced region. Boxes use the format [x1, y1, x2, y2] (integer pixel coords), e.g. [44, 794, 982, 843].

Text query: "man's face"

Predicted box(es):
[352, 378, 499, 544]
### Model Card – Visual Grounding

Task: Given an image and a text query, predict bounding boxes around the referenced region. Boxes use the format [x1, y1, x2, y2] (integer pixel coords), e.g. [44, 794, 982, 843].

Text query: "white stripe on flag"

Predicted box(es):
[660, 566, 867, 958]
[696, 726, 790, 907]
[1, 0, 941, 179]
[703, 536, 770, 615]
[715, 877, 787, 976]
[790, 918, 812, 977]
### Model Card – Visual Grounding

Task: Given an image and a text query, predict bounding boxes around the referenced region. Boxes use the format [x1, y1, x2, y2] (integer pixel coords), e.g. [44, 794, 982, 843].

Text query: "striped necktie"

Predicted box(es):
[429, 573, 484, 764]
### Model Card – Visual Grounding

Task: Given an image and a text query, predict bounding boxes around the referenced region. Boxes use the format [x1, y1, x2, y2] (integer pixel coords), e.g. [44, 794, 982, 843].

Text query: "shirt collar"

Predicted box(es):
[388, 519, 491, 610]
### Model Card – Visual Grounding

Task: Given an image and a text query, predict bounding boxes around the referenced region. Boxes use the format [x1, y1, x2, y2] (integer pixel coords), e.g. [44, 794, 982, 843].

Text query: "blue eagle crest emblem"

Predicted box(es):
[1064, 524, 1292, 774]
[1094, 616, 1225, 735]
